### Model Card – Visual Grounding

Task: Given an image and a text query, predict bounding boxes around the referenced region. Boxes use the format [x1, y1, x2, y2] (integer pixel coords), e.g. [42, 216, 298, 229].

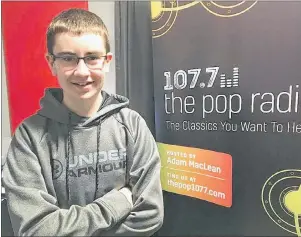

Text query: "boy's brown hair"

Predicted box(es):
[46, 8, 110, 54]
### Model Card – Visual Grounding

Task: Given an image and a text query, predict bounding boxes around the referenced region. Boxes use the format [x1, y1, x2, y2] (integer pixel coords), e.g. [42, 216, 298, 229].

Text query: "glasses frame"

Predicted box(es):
[50, 53, 108, 70]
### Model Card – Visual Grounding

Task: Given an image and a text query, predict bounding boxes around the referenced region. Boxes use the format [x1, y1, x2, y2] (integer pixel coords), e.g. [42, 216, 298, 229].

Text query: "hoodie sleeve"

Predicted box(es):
[2, 124, 132, 237]
[101, 113, 164, 236]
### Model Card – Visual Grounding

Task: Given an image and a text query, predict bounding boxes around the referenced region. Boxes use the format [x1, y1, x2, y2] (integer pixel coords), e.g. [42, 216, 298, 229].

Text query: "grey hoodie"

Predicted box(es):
[3, 88, 164, 236]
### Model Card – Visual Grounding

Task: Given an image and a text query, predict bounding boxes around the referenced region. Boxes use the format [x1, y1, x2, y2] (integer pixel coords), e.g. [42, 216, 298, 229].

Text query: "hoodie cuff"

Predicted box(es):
[94, 189, 132, 223]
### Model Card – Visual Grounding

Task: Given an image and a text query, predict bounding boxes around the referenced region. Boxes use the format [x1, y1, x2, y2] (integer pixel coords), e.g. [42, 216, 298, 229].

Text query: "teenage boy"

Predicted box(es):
[3, 8, 164, 236]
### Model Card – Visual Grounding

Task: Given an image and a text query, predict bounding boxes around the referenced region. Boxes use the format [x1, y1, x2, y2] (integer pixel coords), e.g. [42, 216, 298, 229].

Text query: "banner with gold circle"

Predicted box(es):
[152, 1, 301, 236]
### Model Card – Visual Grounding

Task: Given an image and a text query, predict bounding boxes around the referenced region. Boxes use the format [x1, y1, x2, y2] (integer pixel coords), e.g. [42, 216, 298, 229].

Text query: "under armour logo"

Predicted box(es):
[51, 159, 63, 179]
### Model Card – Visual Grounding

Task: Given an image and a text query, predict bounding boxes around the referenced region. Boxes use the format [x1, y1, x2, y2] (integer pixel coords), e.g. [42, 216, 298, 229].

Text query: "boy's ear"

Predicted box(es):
[45, 54, 57, 76]
[103, 53, 113, 73]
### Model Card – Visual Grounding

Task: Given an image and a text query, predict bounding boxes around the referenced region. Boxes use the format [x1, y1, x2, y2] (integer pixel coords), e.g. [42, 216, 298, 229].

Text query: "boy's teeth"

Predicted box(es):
[73, 82, 93, 86]
[76, 82, 88, 86]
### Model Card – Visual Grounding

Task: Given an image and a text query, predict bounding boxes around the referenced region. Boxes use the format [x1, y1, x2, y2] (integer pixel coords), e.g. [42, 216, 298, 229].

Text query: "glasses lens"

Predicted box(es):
[85, 56, 106, 69]
[57, 56, 78, 70]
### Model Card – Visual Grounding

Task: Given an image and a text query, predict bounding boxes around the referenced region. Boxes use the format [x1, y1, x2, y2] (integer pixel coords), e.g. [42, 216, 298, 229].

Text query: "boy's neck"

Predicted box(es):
[62, 92, 103, 118]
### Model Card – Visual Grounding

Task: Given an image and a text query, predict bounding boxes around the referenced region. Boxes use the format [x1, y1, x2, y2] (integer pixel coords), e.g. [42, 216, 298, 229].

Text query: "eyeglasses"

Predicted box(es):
[51, 54, 107, 70]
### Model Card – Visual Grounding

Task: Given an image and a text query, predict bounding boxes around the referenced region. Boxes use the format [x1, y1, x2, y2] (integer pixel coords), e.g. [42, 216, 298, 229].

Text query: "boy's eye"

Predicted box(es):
[85, 56, 99, 61]
[61, 56, 77, 62]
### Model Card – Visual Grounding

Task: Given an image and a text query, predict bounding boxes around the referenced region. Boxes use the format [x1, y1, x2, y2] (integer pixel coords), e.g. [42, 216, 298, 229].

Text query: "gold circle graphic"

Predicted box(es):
[151, 1, 163, 20]
[151, 1, 179, 38]
[200, 1, 258, 18]
[151, 1, 258, 38]
[261, 169, 301, 236]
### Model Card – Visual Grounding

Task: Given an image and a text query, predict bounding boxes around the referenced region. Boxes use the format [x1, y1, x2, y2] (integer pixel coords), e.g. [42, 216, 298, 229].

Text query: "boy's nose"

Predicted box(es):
[74, 59, 90, 76]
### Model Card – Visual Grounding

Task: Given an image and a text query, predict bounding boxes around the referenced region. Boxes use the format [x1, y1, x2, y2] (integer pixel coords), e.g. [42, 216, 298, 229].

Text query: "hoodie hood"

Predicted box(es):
[38, 88, 129, 126]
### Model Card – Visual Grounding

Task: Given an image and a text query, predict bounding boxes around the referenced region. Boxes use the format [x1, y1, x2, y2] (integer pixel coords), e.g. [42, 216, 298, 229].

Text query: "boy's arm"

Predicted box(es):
[3, 125, 132, 236]
[101, 114, 164, 236]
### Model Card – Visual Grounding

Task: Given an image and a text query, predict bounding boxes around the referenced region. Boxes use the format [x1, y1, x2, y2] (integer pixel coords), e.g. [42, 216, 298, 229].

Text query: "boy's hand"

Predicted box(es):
[119, 187, 133, 207]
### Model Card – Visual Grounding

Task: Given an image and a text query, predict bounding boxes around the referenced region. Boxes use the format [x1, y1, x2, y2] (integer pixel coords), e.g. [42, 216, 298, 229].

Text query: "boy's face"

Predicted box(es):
[47, 33, 112, 101]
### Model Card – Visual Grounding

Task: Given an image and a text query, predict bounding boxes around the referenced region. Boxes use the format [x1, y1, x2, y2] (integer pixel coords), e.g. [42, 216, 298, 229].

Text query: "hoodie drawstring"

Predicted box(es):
[66, 113, 71, 205]
[66, 112, 102, 203]
[94, 120, 101, 200]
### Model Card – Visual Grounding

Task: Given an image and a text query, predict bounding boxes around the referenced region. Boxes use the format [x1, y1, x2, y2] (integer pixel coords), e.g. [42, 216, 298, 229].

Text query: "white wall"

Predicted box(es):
[1, 2, 116, 160]
[1, 42, 11, 160]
